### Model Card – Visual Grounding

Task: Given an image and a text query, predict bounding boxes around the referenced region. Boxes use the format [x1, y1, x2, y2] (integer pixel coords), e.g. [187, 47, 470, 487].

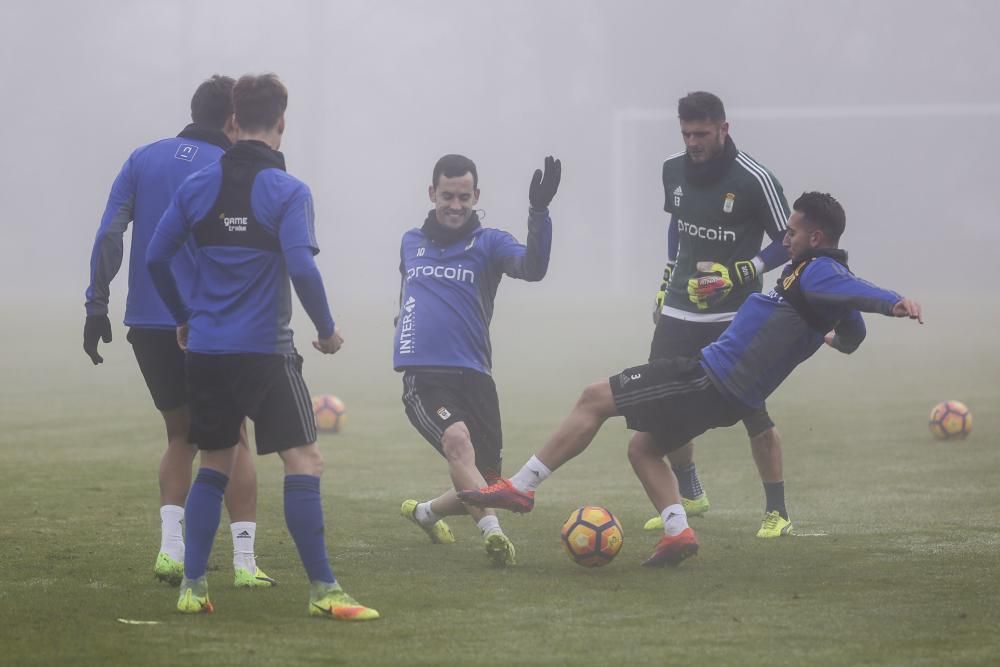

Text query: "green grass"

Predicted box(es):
[1, 296, 998, 666]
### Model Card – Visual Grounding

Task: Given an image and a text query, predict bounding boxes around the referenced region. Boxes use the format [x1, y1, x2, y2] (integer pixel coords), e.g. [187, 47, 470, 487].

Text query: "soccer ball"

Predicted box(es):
[928, 400, 972, 440]
[560, 506, 624, 567]
[312, 395, 346, 434]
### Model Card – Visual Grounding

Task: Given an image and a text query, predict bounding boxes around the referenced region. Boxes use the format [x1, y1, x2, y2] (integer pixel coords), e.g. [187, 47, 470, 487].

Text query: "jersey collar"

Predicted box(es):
[684, 135, 738, 187]
[421, 210, 482, 246]
[178, 123, 232, 150]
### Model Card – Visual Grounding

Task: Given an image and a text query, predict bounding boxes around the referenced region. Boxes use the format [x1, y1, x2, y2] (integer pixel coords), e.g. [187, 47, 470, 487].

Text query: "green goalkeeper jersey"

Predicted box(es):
[661, 137, 790, 322]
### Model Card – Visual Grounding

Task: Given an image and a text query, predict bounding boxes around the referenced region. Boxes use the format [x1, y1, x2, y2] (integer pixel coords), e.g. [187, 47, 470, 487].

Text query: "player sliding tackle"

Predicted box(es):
[460, 191, 923, 566]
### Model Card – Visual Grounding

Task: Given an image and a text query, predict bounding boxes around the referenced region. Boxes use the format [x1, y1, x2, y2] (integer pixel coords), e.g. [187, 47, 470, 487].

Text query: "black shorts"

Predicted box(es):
[186, 351, 315, 455]
[128, 328, 186, 411]
[649, 315, 773, 438]
[401, 368, 503, 482]
[610, 356, 753, 453]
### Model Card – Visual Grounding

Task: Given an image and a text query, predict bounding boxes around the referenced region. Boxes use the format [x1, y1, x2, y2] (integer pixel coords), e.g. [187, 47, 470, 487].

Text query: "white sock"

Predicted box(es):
[159, 505, 184, 561]
[231, 521, 257, 572]
[477, 515, 502, 537]
[414, 501, 439, 526]
[661, 504, 689, 537]
[510, 456, 552, 493]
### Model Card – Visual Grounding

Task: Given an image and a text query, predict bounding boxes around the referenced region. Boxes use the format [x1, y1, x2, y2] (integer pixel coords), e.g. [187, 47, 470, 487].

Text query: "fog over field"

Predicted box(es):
[1, 5, 999, 664]
[1, 0, 998, 405]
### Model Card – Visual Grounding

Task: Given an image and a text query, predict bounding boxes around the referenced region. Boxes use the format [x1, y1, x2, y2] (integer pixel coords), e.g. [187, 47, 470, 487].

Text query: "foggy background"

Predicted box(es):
[1, 0, 998, 394]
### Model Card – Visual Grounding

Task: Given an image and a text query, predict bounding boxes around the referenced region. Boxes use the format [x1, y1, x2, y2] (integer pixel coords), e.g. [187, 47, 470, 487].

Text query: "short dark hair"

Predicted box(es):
[190, 75, 235, 129]
[232, 73, 288, 133]
[678, 91, 726, 123]
[432, 154, 478, 188]
[793, 191, 846, 242]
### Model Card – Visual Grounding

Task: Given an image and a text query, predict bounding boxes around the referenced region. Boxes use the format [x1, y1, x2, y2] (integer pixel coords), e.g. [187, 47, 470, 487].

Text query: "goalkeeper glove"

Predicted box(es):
[729, 259, 758, 286]
[83, 314, 112, 365]
[653, 261, 675, 324]
[687, 259, 758, 310]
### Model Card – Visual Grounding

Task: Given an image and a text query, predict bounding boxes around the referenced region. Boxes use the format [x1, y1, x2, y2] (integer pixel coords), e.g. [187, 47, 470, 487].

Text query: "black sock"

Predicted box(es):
[672, 463, 703, 499]
[763, 481, 787, 519]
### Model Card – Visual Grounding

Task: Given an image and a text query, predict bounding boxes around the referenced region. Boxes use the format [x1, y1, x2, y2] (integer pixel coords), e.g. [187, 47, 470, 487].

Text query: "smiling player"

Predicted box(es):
[395, 153, 560, 566]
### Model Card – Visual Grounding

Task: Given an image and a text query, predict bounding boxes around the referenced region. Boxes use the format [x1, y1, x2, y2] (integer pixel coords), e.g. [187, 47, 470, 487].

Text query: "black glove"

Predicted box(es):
[529, 155, 561, 210]
[728, 259, 758, 286]
[83, 314, 112, 365]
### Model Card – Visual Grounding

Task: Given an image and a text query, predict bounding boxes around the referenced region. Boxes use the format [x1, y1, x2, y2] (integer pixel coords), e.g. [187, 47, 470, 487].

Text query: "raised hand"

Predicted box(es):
[528, 156, 562, 210]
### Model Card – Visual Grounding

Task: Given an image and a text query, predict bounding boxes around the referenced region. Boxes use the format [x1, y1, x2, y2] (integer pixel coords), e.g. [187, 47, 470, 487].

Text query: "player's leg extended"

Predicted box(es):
[155, 405, 195, 585]
[280, 443, 379, 621]
[628, 433, 699, 567]
[405, 423, 486, 522]
[749, 422, 792, 537]
[537, 380, 619, 470]
[458, 380, 618, 512]
[401, 422, 513, 561]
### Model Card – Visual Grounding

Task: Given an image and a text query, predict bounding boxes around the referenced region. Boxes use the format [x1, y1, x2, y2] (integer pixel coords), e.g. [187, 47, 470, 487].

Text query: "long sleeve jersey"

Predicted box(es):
[85, 125, 230, 327]
[700, 253, 902, 409]
[147, 140, 333, 355]
[660, 138, 790, 322]
[393, 209, 552, 375]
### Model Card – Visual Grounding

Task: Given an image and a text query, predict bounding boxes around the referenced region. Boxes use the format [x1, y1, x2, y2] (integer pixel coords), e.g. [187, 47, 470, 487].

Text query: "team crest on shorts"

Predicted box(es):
[436, 406, 452, 420]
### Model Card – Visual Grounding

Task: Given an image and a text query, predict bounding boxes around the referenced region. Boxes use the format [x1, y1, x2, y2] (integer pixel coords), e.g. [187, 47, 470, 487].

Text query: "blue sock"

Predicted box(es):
[284, 475, 335, 584]
[764, 481, 787, 519]
[184, 468, 229, 580]
[672, 463, 703, 499]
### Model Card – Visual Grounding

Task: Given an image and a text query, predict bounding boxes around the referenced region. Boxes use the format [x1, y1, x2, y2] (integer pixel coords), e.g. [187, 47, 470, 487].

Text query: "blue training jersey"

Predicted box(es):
[85, 125, 230, 328]
[700, 255, 902, 409]
[393, 210, 552, 375]
[147, 140, 333, 355]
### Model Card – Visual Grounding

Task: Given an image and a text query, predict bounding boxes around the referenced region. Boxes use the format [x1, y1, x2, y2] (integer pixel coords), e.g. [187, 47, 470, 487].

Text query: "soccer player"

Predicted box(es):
[646, 91, 793, 537]
[147, 73, 378, 620]
[83, 75, 273, 588]
[395, 153, 560, 566]
[460, 192, 923, 566]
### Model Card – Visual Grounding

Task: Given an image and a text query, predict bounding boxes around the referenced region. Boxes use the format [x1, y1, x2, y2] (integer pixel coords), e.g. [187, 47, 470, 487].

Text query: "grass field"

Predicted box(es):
[1, 295, 998, 666]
